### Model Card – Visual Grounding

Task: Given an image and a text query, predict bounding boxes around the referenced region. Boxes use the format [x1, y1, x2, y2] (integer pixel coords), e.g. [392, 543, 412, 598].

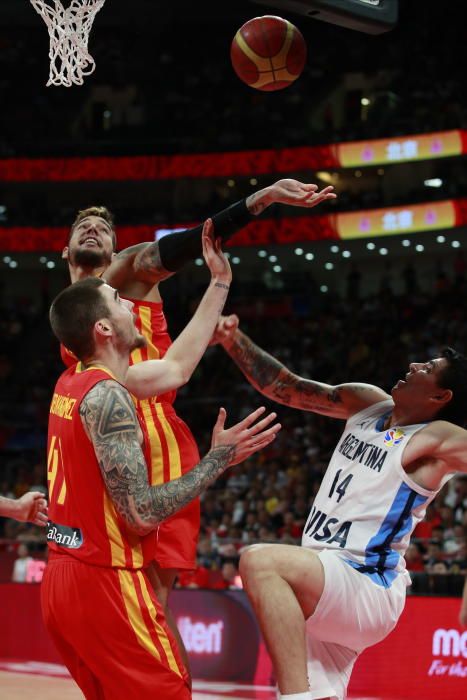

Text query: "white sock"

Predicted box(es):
[280, 693, 313, 700]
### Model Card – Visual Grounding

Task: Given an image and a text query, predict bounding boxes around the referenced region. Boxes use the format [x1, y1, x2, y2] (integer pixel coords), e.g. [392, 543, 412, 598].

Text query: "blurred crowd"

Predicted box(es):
[1, 258, 466, 593]
[1, 0, 466, 233]
[0, 0, 466, 159]
[0, 0, 466, 593]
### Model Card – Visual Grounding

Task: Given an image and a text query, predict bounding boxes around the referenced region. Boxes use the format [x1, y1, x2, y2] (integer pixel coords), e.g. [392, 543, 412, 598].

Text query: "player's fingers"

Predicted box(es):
[304, 193, 337, 207]
[248, 427, 281, 449]
[244, 428, 281, 453]
[202, 219, 214, 251]
[221, 314, 238, 330]
[220, 317, 238, 338]
[34, 512, 48, 526]
[297, 183, 318, 191]
[203, 217, 213, 235]
[304, 186, 335, 200]
[214, 407, 227, 431]
[293, 186, 320, 200]
[250, 420, 282, 440]
[235, 406, 266, 430]
[215, 236, 224, 255]
[246, 411, 278, 436]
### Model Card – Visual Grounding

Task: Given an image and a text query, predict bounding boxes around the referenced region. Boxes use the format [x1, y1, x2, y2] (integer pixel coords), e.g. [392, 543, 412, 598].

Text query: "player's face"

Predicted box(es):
[64, 216, 115, 269]
[391, 357, 449, 403]
[99, 284, 146, 353]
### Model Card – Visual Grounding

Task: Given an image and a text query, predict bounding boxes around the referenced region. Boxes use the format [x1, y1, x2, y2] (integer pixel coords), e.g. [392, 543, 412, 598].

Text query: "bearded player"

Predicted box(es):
[61, 180, 335, 667]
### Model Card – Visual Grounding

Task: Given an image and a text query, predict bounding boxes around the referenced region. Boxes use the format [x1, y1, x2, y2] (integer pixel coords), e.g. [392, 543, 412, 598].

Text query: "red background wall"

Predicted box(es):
[0, 585, 464, 699]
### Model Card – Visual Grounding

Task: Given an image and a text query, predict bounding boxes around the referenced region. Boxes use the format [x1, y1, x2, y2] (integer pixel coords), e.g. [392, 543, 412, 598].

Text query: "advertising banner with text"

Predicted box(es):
[0, 585, 464, 698]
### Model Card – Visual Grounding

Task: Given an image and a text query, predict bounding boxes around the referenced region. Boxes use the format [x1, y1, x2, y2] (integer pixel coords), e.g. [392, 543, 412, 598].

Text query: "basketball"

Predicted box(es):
[230, 15, 307, 91]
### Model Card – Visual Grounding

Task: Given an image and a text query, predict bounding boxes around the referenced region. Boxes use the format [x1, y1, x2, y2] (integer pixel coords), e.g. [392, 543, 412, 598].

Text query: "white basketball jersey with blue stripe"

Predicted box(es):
[301, 399, 451, 587]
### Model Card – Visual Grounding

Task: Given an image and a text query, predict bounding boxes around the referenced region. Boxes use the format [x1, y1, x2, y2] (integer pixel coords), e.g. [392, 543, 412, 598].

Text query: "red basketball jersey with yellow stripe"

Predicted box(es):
[47, 363, 156, 569]
[127, 298, 200, 570]
[128, 298, 200, 484]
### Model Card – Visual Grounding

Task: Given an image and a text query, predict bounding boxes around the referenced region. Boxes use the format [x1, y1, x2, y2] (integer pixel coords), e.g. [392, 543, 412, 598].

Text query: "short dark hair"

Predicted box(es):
[435, 347, 467, 427]
[69, 206, 117, 248]
[50, 277, 109, 360]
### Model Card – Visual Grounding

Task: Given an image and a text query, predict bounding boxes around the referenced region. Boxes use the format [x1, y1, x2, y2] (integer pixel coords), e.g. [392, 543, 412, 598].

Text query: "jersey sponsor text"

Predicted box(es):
[303, 505, 352, 548]
[338, 432, 388, 472]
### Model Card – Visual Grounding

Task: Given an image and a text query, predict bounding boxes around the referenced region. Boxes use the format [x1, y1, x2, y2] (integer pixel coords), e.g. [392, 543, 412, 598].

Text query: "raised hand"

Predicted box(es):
[210, 314, 239, 347]
[211, 406, 281, 466]
[247, 179, 336, 215]
[268, 179, 336, 208]
[202, 218, 232, 285]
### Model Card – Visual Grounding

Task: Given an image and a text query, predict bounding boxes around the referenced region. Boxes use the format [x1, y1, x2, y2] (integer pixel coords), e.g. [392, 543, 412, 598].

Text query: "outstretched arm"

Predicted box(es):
[0, 493, 48, 526]
[80, 380, 280, 536]
[213, 317, 389, 419]
[104, 180, 336, 290]
[124, 219, 231, 399]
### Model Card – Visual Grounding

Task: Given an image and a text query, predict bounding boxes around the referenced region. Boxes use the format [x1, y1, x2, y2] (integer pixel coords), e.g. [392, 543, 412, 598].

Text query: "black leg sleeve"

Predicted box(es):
[158, 199, 252, 273]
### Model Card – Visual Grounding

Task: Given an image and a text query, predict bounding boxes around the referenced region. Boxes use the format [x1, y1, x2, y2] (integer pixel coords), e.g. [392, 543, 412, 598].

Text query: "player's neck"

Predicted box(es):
[82, 348, 129, 385]
[69, 264, 108, 284]
[390, 403, 436, 427]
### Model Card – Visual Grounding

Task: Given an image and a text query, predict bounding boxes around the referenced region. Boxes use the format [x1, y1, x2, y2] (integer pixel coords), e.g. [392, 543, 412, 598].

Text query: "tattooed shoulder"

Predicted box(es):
[80, 379, 138, 441]
[114, 243, 147, 260]
[134, 242, 172, 281]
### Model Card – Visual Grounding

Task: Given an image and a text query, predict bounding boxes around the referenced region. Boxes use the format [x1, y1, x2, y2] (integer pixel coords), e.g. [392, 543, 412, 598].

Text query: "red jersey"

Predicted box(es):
[126, 298, 200, 487]
[47, 363, 156, 568]
[128, 298, 176, 406]
[60, 298, 198, 484]
[60, 343, 78, 368]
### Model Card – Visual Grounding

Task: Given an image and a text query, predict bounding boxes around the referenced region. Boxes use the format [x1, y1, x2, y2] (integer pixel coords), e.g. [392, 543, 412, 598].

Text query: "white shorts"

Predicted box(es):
[305, 550, 407, 700]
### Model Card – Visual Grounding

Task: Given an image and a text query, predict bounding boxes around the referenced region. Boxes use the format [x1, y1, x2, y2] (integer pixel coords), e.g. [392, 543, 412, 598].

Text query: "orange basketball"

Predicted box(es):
[230, 15, 307, 92]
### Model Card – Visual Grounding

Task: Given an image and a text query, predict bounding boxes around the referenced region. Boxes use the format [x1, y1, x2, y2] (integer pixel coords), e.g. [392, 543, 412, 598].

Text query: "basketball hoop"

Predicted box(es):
[30, 0, 107, 87]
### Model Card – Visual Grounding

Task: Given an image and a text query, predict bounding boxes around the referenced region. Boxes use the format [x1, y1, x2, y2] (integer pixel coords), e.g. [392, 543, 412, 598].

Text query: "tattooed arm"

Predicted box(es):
[214, 319, 390, 420]
[80, 380, 280, 535]
[103, 180, 336, 293]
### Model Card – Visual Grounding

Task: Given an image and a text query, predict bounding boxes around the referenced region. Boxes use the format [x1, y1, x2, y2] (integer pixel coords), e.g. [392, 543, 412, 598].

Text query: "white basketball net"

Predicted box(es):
[30, 0, 107, 87]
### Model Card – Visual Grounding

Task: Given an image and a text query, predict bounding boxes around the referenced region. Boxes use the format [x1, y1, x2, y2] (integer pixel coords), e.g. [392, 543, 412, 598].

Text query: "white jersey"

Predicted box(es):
[301, 399, 452, 588]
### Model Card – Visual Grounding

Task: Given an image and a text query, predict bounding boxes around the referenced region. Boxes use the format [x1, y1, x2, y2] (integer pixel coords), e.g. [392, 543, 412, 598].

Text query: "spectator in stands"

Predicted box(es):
[11, 543, 33, 583]
[405, 543, 426, 573]
[424, 540, 444, 570]
[212, 560, 242, 590]
[176, 564, 210, 589]
[413, 502, 442, 541]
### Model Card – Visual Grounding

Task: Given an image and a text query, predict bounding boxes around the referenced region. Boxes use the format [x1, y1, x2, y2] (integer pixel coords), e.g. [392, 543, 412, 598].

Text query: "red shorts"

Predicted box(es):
[141, 402, 200, 570]
[41, 554, 191, 700]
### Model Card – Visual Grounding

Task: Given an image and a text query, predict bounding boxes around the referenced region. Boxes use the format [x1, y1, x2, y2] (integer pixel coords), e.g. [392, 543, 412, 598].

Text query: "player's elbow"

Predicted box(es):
[125, 514, 156, 537]
[133, 250, 172, 284]
[116, 499, 160, 537]
[128, 381, 152, 401]
[178, 366, 192, 388]
[160, 362, 190, 391]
